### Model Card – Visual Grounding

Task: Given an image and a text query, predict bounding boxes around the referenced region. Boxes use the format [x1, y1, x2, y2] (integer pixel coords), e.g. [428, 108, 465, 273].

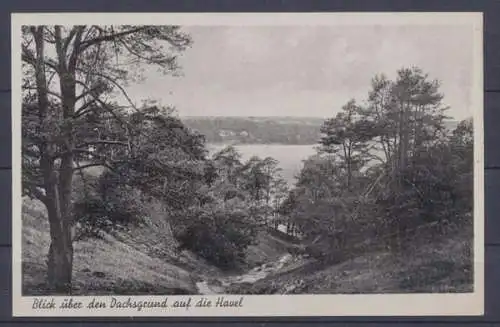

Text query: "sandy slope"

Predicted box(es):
[22, 198, 202, 295]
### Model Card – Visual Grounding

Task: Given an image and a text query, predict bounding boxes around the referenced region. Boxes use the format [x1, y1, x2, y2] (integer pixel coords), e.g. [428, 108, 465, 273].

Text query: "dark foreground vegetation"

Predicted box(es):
[22, 25, 473, 295]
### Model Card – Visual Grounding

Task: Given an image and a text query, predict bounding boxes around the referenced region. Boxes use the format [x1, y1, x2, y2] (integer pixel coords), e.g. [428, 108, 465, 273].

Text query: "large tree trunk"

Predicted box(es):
[49, 149, 75, 294]
[45, 175, 74, 294]
[31, 25, 80, 294]
[38, 118, 74, 294]
[51, 26, 78, 294]
[31, 26, 74, 294]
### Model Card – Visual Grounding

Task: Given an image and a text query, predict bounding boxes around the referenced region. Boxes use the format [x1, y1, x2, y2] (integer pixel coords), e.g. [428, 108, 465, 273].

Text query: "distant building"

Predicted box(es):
[219, 130, 235, 137]
[277, 224, 287, 234]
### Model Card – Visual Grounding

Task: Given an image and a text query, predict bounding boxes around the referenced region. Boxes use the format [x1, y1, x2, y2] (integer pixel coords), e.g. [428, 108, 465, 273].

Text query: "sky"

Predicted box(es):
[125, 25, 476, 120]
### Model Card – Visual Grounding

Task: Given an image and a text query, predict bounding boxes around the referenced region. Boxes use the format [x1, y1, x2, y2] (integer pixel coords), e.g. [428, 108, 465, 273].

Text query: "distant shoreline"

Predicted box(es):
[184, 116, 463, 146]
[207, 142, 319, 147]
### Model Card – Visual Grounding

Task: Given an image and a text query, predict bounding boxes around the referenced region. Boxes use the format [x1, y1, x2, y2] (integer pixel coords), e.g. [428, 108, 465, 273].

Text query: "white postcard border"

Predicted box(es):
[11, 12, 485, 317]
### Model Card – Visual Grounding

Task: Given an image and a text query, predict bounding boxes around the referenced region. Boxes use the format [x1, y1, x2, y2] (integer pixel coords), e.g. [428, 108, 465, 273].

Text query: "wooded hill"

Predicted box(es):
[182, 116, 325, 145]
[182, 116, 460, 145]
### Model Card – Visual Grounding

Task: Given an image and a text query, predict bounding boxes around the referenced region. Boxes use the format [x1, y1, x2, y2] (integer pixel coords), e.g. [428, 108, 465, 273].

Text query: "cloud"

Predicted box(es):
[124, 25, 475, 120]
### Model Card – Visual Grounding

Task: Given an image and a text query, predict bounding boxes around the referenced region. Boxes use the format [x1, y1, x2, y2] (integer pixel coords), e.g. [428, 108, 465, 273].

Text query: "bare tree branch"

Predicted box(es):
[79, 26, 148, 51]
[117, 38, 177, 66]
[22, 44, 59, 72]
[76, 69, 137, 110]
[22, 86, 63, 99]
[73, 98, 99, 118]
[62, 26, 83, 56]
[68, 26, 86, 71]
[76, 140, 128, 148]
[73, 162, 113, 171]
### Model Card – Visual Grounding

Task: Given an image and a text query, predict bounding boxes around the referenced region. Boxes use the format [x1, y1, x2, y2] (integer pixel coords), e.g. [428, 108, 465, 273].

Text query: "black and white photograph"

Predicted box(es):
[12, 13, 484, 316]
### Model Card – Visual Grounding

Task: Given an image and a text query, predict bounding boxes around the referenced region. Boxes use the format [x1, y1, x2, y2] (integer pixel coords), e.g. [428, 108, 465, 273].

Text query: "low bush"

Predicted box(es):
[72, 170, 148, 240]
[173, 202, 259, 270]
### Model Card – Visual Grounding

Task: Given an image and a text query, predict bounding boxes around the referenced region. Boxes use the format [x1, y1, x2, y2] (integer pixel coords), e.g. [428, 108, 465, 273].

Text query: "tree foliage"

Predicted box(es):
[22, 25, 192, 293]
[319, 99, 378, 190]
[171, 146, 290, 269]
[284, 67, 473, 259]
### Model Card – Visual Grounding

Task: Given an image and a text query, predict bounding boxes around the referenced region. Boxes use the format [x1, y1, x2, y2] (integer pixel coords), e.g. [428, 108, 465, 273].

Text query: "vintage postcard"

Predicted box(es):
[11, 12, 484, 316]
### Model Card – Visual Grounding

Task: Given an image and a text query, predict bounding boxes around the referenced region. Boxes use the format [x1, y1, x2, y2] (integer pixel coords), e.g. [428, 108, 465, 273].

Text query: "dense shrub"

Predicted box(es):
[374, 138, 473, 250]
[72, 170, 148, 240]
[284, 120, 473, 257]
[173, 202, 259, 270]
